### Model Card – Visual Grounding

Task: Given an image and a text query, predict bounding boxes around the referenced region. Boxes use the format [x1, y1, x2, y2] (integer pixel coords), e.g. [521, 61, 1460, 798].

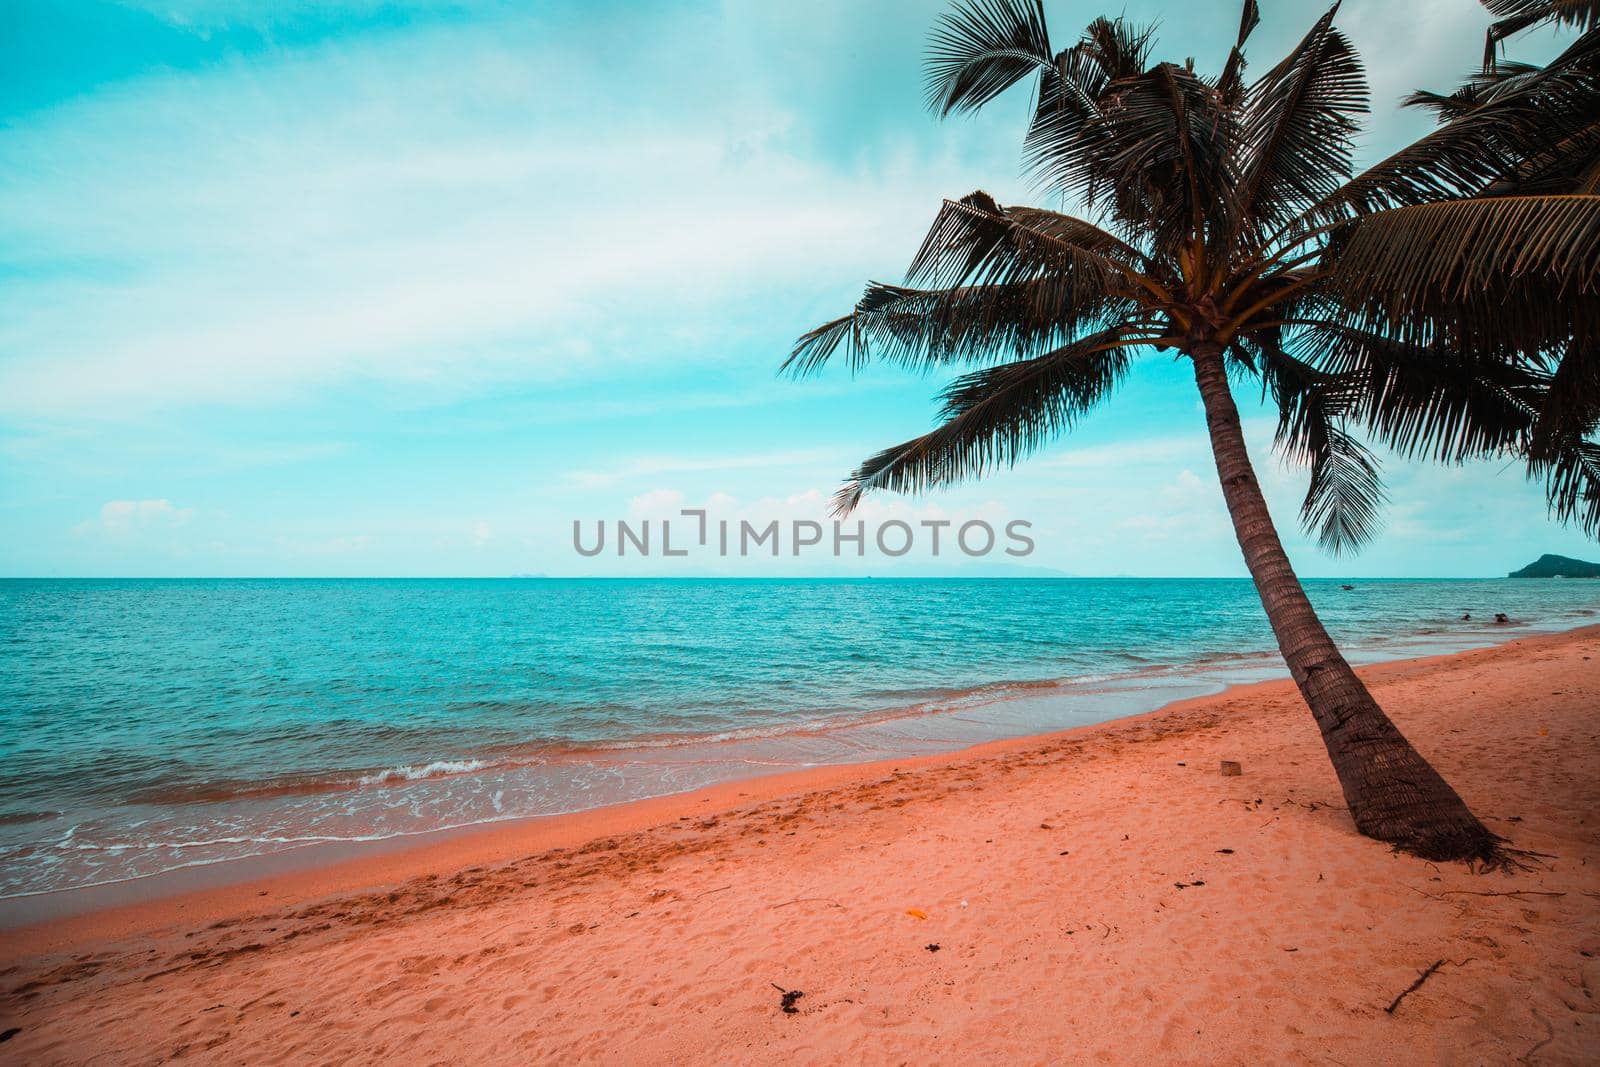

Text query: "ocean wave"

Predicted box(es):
[356, 759, 490, 786]
[130, 757, 507, 805]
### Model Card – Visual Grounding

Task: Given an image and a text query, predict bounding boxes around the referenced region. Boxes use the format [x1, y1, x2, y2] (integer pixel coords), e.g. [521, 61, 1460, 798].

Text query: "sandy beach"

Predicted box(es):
[2, 625, 1597, 1065]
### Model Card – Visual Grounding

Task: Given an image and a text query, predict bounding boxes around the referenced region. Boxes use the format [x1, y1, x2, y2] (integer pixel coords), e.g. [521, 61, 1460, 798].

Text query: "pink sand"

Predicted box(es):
[3, 626, 1597, 1064]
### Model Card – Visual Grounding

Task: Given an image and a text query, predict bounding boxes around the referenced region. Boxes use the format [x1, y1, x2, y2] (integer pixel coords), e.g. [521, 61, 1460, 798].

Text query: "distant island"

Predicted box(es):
[1508, 554, 1600, 578]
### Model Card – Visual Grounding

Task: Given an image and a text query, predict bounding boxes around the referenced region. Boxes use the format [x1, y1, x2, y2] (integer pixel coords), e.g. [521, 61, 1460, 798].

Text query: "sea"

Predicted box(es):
[2, 577, 1597, 900]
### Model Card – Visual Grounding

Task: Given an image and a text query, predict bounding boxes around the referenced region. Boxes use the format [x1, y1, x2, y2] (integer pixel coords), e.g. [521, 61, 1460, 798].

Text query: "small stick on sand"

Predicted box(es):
[1384, 960, 1445, 1015]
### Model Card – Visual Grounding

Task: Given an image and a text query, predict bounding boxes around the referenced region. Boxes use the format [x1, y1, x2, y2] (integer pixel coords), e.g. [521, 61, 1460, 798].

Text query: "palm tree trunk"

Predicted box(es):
[1188, 342, 1499, 862]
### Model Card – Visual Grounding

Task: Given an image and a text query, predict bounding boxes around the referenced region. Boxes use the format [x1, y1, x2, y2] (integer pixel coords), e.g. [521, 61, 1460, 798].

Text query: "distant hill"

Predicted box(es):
[1508, 554, 1600, 578]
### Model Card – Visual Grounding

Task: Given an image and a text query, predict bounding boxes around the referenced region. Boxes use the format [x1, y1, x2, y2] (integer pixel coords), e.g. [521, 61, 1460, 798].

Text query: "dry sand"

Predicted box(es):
[2, 626, 1597, 1065]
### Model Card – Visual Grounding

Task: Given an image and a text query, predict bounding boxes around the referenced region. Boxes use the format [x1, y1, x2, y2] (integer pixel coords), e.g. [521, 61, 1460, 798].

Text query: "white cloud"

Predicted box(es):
[0, 7, 1013, 417]
[75, 498, 196, 537]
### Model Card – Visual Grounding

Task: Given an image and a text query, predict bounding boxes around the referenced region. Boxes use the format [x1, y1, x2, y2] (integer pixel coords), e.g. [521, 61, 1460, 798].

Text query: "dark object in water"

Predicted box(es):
[1461, 613, 1471, 621]
[771, 984, 804, 1014]
[1494, 613, 1510, 625]
[1341, 584, 1354, 590]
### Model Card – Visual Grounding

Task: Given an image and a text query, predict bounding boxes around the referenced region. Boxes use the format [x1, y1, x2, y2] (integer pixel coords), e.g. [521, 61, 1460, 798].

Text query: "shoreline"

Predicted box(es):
[5, 623, 1594, 958]
[3, 623, 1596, 1063]
[4, 612, 1586, 915]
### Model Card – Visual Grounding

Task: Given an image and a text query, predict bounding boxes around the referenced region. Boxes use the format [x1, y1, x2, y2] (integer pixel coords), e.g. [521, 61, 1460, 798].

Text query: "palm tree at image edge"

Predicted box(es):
[787, 0, 1600, 862]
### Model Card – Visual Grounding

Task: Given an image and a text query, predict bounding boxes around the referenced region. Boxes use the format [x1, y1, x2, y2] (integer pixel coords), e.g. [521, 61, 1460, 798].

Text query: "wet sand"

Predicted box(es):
[2, 626, 1597, 1064]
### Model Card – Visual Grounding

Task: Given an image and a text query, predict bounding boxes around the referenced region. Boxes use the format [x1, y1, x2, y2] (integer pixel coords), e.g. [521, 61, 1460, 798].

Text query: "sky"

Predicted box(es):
[0, 0, 1591, 578]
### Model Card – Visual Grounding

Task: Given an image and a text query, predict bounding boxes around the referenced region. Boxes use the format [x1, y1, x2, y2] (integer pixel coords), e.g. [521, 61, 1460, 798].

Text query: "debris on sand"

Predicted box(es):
[771, 984, 804, 1014]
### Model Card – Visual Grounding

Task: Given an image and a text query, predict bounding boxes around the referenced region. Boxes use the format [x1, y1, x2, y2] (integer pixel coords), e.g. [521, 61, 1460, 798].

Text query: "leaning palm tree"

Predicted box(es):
[786, 0, 1600, 861]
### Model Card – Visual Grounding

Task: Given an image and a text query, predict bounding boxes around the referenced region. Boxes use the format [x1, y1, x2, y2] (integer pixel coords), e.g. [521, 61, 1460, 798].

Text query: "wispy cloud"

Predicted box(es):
[0, 4, 1014, 417]
[74, 498, 195, 537]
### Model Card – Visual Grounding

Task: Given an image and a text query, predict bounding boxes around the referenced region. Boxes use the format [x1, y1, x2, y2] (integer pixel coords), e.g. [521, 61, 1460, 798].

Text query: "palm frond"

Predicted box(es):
[1300, 427, 1386, 554]
[1318, 30, 1600, 219]
[1482, 0, 1600, 67]
[1236, 5, 1368, 237]
[1217, 0, 1264, 104]
[787, 278, 1110, 377]
[1400, 31, 1600, 199]
[1530, 437, 1600, 535]
[1246, 331, 1386, 553]
[1486, 113, 1600, 197]
[1321, 195, 1600, 355]
[1330, 194, 1600, 299]
[904, 191, 1151, 301]
[1528, 339, 1600, 460]
[1238, 0, 1263, 41]
[1523, 337, 1600, 538]
[1057, 61, 1241, 247]
[1020, 17, 1157, 204]
[833, 329, 1137, 512]
[1402, 60, 1543, 121]
[1078, 14, 1157, 80]
[925, 0, 1053, 115]
[1289, 323, 1545, 464]
[790, 192, 1157, 379]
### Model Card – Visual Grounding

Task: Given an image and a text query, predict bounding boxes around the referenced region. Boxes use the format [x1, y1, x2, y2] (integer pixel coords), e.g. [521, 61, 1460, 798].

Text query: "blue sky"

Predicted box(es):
[0, 0, 1591, 577]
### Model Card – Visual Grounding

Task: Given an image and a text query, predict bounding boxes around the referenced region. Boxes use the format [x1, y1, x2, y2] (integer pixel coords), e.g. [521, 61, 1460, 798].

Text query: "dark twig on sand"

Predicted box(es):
[1385, 960, 1445, 1014]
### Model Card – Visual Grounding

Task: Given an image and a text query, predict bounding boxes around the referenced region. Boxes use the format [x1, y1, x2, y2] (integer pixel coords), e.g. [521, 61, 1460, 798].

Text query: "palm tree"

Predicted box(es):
[786, 0, 1600, 862]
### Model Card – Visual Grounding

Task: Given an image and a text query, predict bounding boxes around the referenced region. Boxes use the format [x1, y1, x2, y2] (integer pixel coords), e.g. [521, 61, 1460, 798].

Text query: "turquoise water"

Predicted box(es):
[2, 577, 1597, 898]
